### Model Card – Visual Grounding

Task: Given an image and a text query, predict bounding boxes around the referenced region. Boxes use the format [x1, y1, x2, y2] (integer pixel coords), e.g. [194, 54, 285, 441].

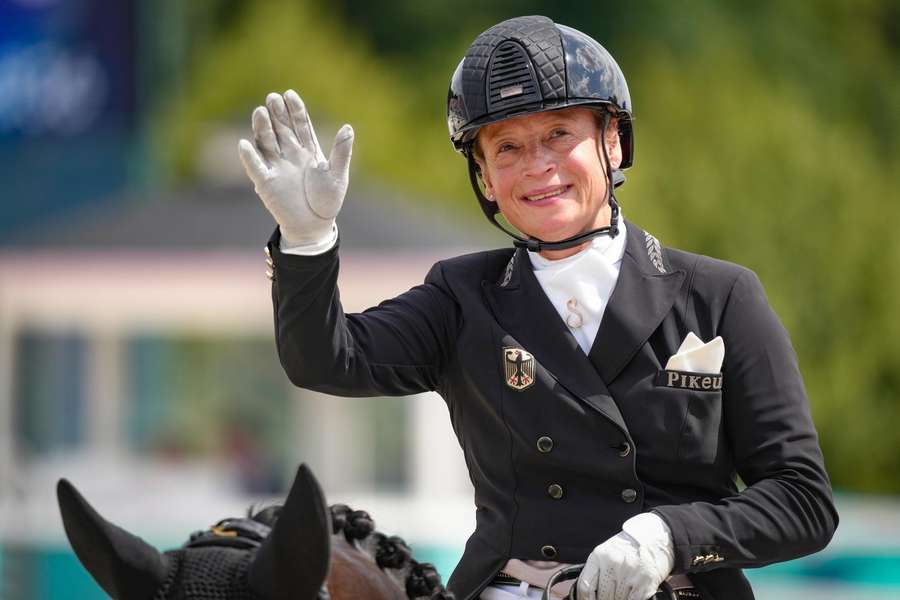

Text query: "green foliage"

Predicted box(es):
[149, 0, 478, 217]
[620, 9, 900, 494]
[152, 0, 900, 493]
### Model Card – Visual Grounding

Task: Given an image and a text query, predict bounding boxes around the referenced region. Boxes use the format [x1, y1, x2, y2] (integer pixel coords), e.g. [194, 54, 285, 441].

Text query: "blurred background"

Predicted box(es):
[0, 0, 898, 598]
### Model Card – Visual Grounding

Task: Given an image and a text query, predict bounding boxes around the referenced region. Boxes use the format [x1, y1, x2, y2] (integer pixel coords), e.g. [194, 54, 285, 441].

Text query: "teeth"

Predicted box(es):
[525, 186, 567, 201]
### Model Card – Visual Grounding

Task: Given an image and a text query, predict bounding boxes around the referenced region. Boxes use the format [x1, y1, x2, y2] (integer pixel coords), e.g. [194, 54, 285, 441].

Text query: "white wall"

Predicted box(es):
[0, 248, 475, 547]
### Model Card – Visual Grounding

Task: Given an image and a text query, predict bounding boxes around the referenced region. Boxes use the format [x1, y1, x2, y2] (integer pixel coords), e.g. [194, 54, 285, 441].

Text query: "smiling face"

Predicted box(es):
[474, 107, 622, 259]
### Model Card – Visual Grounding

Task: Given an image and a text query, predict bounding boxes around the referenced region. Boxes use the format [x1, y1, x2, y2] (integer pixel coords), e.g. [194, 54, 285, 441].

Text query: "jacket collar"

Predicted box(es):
[483, 219, 685, 431]
[588, 219, 685, 383]
[484, 247, 628, 434]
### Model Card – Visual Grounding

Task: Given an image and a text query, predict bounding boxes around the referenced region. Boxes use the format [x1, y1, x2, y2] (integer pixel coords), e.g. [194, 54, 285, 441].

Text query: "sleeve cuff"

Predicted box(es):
[279, 224, 338, 256]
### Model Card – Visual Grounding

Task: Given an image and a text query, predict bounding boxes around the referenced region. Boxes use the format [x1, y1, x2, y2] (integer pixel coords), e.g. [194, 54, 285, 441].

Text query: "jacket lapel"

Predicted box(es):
[483, 249, 628, 434]
[588, 220, 686, 384]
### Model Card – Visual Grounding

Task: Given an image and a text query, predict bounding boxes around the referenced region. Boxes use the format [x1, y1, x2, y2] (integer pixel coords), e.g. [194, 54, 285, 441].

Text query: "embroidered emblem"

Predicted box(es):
[644, 232, 666, 274]
[503, 347, 535, 391]
[655, 369, 722, 391]
[500, 253, 516, 287]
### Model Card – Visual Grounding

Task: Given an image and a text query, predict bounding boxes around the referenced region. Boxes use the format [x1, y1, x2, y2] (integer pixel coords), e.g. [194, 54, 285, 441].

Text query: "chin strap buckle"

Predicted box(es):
[513, 238, 543, 252]
[509, 192, 621, 252]
[608, 194, 620, 238]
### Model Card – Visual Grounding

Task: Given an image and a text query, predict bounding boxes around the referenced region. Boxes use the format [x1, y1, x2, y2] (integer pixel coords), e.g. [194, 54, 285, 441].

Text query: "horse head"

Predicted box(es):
[57, 463, 332, 600]
[57, 463, 453, 599]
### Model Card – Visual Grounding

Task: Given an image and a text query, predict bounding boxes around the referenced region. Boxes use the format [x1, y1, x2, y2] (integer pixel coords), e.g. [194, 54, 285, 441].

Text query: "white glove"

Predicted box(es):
[238, 89, 354, 248]
[577, 513, 674, 600]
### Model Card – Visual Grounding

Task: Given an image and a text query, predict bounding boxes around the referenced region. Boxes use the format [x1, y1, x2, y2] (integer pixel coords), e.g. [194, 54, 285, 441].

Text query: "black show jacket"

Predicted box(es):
[266, 219, 837, 600]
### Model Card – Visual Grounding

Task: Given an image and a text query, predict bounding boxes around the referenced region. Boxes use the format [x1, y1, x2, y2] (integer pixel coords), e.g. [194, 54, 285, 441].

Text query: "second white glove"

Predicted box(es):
[238, 89, 354, 248]
[577, 513, 674, 600]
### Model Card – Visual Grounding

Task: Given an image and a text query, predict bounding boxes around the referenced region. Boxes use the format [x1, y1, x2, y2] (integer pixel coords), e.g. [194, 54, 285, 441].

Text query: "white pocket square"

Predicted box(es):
[665, 332, 724, 373]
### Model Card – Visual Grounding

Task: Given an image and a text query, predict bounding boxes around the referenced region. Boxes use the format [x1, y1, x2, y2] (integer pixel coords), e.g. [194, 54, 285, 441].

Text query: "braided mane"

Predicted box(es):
[249, 503, 453, 599]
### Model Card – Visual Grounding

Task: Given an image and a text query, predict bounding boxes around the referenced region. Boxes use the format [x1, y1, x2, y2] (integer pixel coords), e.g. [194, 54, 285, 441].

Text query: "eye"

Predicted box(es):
[496, 142, 516, 154]
[547, 127, 575, 141]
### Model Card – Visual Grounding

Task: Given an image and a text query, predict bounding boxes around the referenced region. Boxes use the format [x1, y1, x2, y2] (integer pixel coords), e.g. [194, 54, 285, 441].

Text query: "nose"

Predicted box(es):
[522, 141, 556, 177]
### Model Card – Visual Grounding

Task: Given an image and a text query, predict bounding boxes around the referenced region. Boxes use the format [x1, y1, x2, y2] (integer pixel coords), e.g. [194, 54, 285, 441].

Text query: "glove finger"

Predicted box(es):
[284, 89, 326, 163]
[237, 138, 270, 184]
[266, 92, 304, 161]
[252, 106, 281, 161]
[302, 104, 327, 165]
[613, 580, 632, 600]
[576, 577, 598, 600]
[596, 565, 616, 600]
[327, 124, 354, 180]
[577, 561, 600, 600]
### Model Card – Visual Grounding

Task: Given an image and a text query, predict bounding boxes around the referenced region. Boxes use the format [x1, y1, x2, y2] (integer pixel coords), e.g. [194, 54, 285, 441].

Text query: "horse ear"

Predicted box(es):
[248, 463, 331, 600]
[56, 479, 170, 600]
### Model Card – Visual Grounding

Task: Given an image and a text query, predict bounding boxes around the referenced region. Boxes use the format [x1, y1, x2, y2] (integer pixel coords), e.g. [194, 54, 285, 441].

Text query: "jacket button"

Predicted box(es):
[547, 484, 564, 499]
[621, 488, 638, 503]
[540, 545, 558, 559]
[617, 442, 631, 457]
[536, 436, 554, 453]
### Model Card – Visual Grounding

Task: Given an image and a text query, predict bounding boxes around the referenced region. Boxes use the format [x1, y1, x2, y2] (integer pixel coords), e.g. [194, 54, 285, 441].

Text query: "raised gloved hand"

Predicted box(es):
[238, 89, 354, 248]
[576, 513, 674, 600]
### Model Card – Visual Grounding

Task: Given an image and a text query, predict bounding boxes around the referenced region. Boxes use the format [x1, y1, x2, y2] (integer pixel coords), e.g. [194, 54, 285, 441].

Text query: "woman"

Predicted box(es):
[238, 15, 837, 600]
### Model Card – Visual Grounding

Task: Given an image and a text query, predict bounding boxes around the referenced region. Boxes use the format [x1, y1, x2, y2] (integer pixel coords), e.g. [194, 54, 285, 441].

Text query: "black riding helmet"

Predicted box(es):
[447, 15, 634, 252]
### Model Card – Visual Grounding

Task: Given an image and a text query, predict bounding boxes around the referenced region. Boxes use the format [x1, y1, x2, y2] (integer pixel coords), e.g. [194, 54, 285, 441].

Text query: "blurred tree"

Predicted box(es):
[148, 0, 477, 215]
[152, 0, 900, 493]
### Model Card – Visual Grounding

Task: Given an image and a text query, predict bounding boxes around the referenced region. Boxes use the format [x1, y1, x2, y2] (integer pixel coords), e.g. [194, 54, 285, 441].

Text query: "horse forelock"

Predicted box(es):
[246, 503, 281, 527]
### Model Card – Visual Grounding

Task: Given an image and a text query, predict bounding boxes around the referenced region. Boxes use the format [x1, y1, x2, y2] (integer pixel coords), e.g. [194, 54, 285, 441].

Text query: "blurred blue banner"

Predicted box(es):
[0, 0, 137, 237]
[0, 0, 136, 136]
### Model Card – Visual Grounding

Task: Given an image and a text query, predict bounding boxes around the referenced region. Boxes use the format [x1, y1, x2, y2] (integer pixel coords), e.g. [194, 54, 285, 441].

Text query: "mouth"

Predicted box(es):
[522, 185, 571, 203]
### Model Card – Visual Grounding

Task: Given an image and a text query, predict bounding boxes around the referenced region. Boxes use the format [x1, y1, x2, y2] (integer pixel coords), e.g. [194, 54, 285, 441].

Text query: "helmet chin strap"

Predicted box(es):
[510, 194, 620, 252]
[467, 114, 623, 253]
